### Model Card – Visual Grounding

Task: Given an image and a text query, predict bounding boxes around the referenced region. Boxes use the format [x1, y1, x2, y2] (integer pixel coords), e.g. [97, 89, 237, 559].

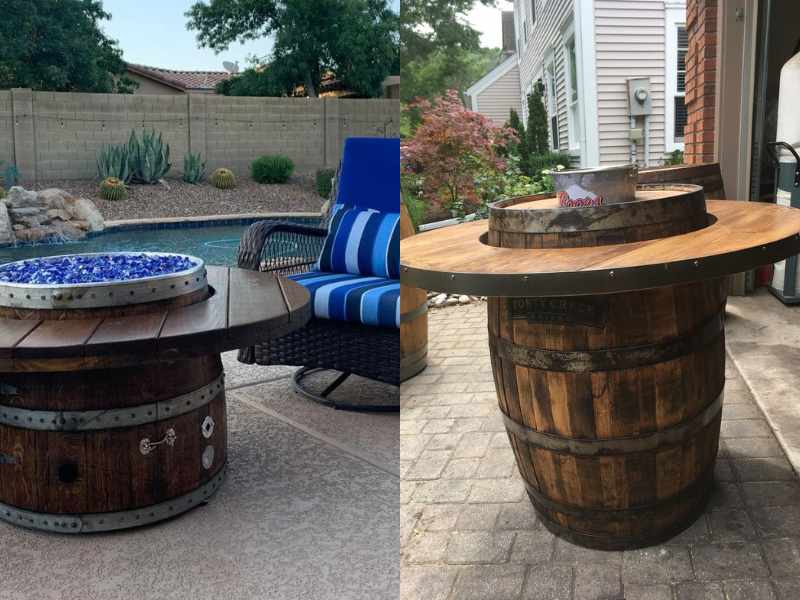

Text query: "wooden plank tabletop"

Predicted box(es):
[401, 200, 800, 297]
[0, 267, 311, 369]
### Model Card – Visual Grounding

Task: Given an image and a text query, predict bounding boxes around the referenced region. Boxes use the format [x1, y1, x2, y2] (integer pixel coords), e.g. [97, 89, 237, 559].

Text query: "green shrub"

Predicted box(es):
[315, 168, 336, 198]
[183, 152, 206, 184]
[252, 155, 294, 184]
[665, 149, 684, 165]
[0, 186, 5, 200]
[526, 152, 572, 177]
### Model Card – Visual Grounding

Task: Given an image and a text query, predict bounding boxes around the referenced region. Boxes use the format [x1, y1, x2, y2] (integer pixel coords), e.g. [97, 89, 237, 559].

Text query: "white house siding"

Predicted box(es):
[594, 0, 667, 166]
[474, 63, 523, 125]
[513, 0, 575, 155]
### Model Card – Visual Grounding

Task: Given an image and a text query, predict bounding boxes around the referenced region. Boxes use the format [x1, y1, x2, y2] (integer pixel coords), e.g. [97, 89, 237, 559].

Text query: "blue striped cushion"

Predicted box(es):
[317, 207, 400, 279]
[289, 271, 400, 328]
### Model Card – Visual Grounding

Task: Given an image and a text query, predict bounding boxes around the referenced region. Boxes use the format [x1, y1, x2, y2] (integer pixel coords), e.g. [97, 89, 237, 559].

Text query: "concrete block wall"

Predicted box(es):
[0, 92, 13, 175]
[201, 96, 326, 175]
[31, 91, 190, 180]
[0, 90, 399, 183]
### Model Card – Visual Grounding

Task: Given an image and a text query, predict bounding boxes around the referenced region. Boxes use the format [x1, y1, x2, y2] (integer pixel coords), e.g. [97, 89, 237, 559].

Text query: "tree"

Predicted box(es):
[401, 89, 516, 216]
[401, 46, 502, 104]
[506, 108, 528, 165]
[187, 0, 398, 98]
[401, 0, 495, 66]
[0, 0, 135, 93]
[526, 86, 549, 156]
[401, 0, 496, 105]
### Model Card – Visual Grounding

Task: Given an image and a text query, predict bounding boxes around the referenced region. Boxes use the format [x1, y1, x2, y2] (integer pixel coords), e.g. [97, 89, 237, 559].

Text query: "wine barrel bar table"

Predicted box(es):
[401, 190, 800, 550]
[0, 253, 310, 534]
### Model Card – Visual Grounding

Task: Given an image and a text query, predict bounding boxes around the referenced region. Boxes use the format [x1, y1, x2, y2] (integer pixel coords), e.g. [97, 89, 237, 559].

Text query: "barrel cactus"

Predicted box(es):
[99, 177, 127, 201]
[211, 168, 236, 190]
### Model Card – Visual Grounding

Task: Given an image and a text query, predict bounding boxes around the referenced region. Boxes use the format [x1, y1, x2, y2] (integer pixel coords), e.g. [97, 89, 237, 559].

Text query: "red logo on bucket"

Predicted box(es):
[557, 191, 604, 207]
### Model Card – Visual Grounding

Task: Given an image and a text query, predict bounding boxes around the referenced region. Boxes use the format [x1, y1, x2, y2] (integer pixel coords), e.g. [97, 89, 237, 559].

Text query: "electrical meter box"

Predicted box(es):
[627, 77, 652, 116]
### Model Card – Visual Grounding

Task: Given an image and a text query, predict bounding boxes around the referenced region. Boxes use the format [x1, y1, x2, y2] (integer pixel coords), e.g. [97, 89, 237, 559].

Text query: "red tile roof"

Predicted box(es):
[126, 64, 233, 91]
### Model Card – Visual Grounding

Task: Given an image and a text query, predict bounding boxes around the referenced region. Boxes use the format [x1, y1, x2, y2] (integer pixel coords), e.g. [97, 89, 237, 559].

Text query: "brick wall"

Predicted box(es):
[684, 0, 718, 164]
[0, 89, 399, 183]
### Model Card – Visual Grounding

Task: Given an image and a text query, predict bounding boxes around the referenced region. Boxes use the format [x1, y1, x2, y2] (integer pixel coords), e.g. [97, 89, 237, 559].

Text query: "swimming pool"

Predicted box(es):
[0, 218, 322, 267]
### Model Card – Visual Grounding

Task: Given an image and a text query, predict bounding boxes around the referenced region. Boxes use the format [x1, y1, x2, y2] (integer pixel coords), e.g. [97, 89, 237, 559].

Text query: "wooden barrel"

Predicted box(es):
[0, 255, 227, 533]
[487, 189, 727, 549]
[400, 203, 428, 381]
[488, 185, 708, 249]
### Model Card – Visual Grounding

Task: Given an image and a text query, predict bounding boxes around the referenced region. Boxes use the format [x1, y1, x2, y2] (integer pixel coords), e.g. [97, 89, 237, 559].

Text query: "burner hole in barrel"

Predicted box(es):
[58, 462, 79, 484]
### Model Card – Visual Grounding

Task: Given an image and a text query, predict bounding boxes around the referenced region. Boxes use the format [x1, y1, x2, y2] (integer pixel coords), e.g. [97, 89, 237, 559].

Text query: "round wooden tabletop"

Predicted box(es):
[401, 200, 800, 297]
[0, 266, 311, 371]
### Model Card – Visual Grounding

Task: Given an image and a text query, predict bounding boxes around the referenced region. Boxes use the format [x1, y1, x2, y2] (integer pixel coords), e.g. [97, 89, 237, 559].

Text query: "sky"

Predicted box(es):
[100, 0, 401, 72]
[467, 0, 514, 49]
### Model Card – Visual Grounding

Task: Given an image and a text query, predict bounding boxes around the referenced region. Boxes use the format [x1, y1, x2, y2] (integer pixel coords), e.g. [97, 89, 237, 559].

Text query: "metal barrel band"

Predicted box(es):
[0, 466, 226, 534]
[400, 344, 428, 382]
[492, 309, 724, 372]
[522, 462, 714, 520]
[532, 488, 712, 551]
[488, 185, 706, 233]
[0, 374, 225, 432]
[502, 391, 722, 456]
[400, 301, 428, 323]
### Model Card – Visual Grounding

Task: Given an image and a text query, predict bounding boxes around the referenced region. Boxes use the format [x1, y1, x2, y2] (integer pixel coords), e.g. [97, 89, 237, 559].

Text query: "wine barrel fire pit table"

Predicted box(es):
[0, 253, 310, 533]
[401, 185, 800, 550]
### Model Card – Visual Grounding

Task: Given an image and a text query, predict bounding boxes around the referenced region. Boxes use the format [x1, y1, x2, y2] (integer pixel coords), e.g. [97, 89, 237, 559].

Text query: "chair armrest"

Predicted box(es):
[237, 220, 328, 275]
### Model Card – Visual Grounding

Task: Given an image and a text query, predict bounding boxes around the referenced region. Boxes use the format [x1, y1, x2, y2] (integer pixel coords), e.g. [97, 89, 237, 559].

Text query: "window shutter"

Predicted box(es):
[674, 97, 687, 139]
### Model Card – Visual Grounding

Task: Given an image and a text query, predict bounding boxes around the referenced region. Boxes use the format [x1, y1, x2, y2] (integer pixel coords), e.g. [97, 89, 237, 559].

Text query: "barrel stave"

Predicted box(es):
[488, 277, 727, 548]
[0, 354, 226, 517]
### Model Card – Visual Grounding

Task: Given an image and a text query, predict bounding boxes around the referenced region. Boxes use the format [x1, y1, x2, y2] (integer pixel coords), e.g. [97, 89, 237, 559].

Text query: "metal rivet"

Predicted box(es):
[693, 260, 700, 267]
[449, 274, 455, 279]
[609, 271, 615, 278]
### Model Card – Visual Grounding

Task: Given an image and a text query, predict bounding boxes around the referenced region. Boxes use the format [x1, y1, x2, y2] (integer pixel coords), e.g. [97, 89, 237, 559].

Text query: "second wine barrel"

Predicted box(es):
[400, 202, 428, 381]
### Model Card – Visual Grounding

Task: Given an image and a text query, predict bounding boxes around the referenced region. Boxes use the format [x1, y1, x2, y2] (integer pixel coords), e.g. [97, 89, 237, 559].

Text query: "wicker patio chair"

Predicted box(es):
[237, 137, 400, 411]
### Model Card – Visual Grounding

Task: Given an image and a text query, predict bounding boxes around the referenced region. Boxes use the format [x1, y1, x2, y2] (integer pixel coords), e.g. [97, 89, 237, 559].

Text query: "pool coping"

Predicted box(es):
[104, 211, 324, 232]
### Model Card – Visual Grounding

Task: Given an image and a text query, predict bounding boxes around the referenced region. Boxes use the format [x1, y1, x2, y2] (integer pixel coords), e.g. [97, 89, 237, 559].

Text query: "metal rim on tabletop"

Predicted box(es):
[400, 233, 800, 298]
[0, 252, 207, 310]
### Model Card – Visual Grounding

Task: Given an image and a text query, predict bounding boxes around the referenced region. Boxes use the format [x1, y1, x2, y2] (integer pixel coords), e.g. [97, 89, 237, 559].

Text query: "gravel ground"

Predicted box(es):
[32, 175, 325, 222]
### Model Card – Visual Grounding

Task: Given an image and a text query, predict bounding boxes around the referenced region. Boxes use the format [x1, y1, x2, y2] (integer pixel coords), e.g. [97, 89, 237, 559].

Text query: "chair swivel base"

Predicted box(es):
[292, 367, 399, 412]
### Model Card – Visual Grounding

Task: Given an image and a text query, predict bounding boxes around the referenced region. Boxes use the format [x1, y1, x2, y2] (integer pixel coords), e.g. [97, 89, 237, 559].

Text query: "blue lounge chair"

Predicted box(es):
[237, 137, 400, 410]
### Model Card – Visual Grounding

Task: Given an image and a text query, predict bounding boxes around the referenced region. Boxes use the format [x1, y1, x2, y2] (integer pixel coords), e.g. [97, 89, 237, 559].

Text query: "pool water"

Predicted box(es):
[0, 220, 320, 267]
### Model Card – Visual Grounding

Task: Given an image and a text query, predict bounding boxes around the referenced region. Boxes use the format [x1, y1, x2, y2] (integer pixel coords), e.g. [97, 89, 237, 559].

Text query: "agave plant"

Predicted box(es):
[97, 143, 131, 183]
[128, 129, 171, 184]
[183, 152, 206, 184]
[0, 161, 19, 189]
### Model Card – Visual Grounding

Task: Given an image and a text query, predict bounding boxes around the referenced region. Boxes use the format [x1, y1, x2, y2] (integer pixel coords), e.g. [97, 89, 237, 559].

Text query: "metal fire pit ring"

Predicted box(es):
[0, 252, 207, 310]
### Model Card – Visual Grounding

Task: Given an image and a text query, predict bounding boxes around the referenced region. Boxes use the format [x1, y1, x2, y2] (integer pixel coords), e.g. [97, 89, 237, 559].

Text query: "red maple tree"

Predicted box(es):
[401, 90, 517, 215]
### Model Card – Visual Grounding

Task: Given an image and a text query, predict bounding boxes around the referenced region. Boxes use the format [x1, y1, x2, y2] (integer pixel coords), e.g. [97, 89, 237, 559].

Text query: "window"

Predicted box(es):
[674, 26, 688, 140]
[565, 35, 580, 150]
[545, 59, 559, 149]
[665, 12, 686, 153]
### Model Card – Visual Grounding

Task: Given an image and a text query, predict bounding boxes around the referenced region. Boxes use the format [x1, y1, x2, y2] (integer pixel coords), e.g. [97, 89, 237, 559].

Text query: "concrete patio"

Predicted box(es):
[1, 356, 399, 600]
[401, 297, 800, 600]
